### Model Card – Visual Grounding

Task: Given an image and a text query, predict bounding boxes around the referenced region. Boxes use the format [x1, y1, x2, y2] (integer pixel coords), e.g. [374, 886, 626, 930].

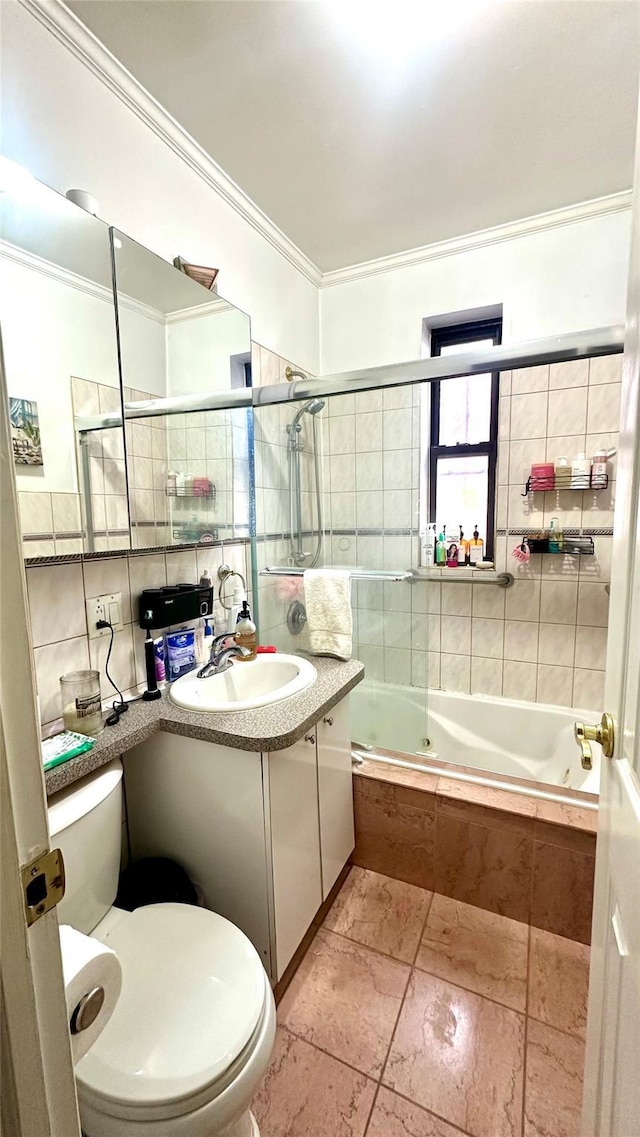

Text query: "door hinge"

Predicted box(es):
[21, 848, 65, 927]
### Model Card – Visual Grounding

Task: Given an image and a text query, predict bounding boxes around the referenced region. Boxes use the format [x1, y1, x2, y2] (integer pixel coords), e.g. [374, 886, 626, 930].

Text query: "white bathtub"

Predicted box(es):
[350, 680, 600, 806]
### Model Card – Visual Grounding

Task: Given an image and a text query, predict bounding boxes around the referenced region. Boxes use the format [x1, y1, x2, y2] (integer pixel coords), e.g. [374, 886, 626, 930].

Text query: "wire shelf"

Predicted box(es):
[523, 473, 608, 495]
[523, 535, 595, 555]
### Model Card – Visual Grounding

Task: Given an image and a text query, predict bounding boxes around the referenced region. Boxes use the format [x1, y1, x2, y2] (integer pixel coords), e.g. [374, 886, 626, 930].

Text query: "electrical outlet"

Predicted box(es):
[86, 593, 124, 639]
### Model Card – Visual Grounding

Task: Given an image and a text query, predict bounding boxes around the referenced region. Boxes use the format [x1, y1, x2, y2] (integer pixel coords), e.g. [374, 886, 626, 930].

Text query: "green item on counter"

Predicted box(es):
[42, 730, 95, 772]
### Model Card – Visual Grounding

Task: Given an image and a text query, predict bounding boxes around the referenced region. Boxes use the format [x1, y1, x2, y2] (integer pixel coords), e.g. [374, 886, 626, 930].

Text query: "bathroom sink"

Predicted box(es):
[169, 653, 317, 713]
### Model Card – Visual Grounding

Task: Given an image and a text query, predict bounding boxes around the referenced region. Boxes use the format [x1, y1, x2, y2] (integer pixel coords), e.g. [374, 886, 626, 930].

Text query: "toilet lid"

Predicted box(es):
[76, 904, 266, 1115]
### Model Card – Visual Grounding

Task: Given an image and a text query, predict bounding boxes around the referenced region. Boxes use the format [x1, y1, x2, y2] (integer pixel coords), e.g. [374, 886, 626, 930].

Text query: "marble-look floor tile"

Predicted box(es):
[384, 970, 524, 1137]
[366, 1087, 467, 1137]
[323, 867, 433, 963]
[252, 1026, 376, 1137]
[416, 894, 528, 1011]
[528, 928, 590, 1039]
[524, 1020, 585, 1137]
[278, 928, 410, 1078]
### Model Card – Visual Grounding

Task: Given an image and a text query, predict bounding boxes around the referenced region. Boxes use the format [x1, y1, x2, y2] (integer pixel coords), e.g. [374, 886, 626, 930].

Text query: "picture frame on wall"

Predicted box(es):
[10, 397, 43, 466]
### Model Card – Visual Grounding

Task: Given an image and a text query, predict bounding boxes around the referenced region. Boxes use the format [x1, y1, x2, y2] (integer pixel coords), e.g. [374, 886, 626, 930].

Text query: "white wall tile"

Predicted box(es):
[471, 617, 504, 659]
[549, 359, 589, 390]
[587, 383, 621, 435]
[441, 582, 472, 617]
[356, 452, 383, 492]
[384, 647, 411, 684]
[575, 625, 608, 668]
[536, 664, 574, 707]
[537, 623, 576, 667]
[19, 492, 53, 535]
[588, 356, 623, 386]
[573, 668, 605, 710]
[502, 660, 537, 701]
[383, 611, 413, 649]
[440, 653, 470, 694]
[83, 557, 132, 623]
[505, 579, 541, 622]
[577, 582, 610, 627]
[34, 635, 91, 725]
[355, 412, 383, 453]
[547, 386, 588, 437]
[472, 583, 505, 619]
[383, 408, 413, 450]
[51, 493, 82, 535]
[471, 656, 503, 697]
[504, 620, 538, 662]
[510, 392, 548, 440]
[383, 450, 413, 490]
[27, 563, 87, 647]
[165, 548, 198, 586]
[440, 615, 471, 655]
[540, 580, 578, 625]
[511, 365, 549, 394]
[357, 644, 384, 681]
[89, 625, 136, 697]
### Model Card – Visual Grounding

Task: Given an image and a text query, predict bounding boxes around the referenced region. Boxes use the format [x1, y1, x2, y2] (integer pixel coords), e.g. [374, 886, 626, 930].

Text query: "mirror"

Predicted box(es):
[0, 167, 130, 558]
[111, 230, 252, 550]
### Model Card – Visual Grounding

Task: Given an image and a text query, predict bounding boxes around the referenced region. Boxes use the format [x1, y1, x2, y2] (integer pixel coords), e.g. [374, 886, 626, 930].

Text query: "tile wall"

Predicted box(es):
[333, 356, 620, 709]
[26, 542, 249, 733]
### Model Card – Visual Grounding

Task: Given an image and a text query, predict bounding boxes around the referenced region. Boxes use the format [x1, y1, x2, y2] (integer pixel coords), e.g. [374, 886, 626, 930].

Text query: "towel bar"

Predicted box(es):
[261, 566, 413, 582]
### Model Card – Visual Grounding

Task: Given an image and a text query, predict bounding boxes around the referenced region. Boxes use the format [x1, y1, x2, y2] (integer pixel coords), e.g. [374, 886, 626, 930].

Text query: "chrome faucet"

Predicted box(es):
[197, 633, 250, 679]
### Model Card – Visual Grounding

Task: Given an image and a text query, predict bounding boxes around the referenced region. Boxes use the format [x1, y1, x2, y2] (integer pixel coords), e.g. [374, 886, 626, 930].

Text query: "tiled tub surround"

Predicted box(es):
[352, 758, 596, 945]
[253, 865, 589, 1137]
[26, 541, 249, 733]
[333, 355, 620, 708]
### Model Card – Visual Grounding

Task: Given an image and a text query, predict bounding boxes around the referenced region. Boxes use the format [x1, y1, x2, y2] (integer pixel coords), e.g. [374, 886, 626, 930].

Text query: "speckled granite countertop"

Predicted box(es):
[45, 656, 364, 796]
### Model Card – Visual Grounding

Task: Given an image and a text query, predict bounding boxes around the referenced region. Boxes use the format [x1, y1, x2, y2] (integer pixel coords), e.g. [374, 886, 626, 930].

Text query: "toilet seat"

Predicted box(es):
[76, 903, 268, 1123]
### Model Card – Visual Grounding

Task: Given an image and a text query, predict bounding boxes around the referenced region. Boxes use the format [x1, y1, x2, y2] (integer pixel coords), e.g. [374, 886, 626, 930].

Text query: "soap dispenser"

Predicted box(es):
[234, 601, 257, 661]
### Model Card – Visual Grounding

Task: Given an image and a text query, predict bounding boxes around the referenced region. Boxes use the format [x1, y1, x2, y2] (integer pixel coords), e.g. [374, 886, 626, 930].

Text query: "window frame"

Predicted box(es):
[428, 317, 502, 561]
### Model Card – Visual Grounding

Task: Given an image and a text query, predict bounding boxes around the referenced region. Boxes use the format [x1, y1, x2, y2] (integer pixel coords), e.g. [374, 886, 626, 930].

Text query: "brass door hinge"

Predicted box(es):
[21, 848, 65, 927]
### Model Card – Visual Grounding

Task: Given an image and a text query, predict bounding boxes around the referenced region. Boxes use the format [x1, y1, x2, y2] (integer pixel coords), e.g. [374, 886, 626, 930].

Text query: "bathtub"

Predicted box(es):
[350, 680, 600, 807]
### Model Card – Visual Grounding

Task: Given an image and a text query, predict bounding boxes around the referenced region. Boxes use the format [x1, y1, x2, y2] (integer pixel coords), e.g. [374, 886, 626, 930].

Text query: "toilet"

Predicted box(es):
[48, 758, 276, 1137]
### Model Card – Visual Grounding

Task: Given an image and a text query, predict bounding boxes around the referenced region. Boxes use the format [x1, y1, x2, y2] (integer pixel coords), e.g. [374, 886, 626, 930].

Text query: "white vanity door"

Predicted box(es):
[268, 732, 323, 980]
[123, 735, 272, 973]
[316, 696, 354, 900]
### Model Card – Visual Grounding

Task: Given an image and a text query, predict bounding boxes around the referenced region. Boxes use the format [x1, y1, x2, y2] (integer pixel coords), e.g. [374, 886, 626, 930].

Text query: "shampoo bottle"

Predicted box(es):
[436, 529, 447, 565]
[228, 581, 247, 633]
[469, 525, 484, 565]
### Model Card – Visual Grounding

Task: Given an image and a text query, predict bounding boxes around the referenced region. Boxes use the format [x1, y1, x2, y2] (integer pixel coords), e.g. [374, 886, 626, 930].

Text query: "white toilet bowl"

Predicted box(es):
[48, 762, 275, 1137]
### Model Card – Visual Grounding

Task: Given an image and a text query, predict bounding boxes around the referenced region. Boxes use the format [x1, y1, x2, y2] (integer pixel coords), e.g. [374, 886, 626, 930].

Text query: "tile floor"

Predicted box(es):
[253, 866, 590, 1137]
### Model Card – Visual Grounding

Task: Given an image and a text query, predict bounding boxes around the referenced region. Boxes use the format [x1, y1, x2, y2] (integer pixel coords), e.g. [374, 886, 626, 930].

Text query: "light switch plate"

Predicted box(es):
[86, 593, 124, 639]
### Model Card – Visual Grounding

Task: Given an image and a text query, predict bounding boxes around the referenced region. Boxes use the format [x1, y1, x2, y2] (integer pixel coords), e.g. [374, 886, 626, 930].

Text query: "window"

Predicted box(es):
[428, 318, 502, 559]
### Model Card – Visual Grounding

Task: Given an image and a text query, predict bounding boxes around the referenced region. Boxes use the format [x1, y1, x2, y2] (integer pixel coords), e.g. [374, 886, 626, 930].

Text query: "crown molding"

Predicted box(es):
[1, 240, 166, 323]
[17, 0, 633, 297]
[19, 0, 322, 288]
[165, 297, 237, 324]
[320, 191, 633, 287]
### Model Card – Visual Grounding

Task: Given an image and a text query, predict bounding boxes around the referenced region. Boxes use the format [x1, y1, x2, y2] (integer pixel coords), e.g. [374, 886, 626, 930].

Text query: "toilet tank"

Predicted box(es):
[48, 759, 124, 935]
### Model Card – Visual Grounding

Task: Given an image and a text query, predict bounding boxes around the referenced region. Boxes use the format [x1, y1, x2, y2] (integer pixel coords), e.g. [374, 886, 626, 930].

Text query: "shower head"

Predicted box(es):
[306, 398, 325, 416]
[290, 398, 325, 428]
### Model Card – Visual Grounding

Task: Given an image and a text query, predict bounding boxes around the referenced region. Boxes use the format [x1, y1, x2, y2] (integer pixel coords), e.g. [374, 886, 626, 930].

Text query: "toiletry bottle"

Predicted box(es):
[436, 529, 446, 565]
[228, 581, 246, 633]
[458, 527, 468, 566]
[199, 568, 213, 588]
[234, 601, 257, 661]
[422, 528, 435, 568]
[194, 622, 206, 666]
[446, 542, 459, 568]
[167, 471, 177, 495]
[548, 516, 563, 553]
[571, 453, 591, 490]
[554, 456, 570, 490]
[469, 525, 484, 565]
[591, 449, 608, 489]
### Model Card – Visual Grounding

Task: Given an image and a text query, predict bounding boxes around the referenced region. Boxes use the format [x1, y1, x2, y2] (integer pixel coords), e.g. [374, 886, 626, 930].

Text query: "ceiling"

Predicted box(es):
[67, 0, 639, 272]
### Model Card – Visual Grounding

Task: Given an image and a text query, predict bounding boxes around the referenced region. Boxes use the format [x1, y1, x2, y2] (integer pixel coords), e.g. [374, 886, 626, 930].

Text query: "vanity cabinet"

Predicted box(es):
[122, 695, 353, 984]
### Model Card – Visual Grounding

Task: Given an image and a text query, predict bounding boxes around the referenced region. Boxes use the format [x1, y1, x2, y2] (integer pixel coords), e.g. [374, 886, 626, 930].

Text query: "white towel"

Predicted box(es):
[303, 568, 352, 660]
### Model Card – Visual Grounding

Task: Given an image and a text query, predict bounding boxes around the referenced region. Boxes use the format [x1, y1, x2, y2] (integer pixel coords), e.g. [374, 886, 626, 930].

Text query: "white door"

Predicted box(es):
[0, 349, 81, 1135]
[316, 696, 355, 899]
[581, 98, 640, 1137]
[269, 732, 323, 980]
